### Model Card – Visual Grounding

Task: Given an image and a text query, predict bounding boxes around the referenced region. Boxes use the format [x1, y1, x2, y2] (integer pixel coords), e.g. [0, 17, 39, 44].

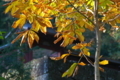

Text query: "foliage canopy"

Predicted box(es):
[3, 0, 120, 78]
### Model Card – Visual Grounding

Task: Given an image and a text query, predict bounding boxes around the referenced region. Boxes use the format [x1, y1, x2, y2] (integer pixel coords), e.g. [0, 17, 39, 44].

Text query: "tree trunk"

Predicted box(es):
[94, 0, 101, 80]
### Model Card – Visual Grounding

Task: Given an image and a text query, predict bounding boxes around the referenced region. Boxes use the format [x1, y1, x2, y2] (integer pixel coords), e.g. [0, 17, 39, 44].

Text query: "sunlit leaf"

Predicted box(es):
[44, 20, 53, 28]
[54, 36, 63, 44]
[72, 43, 87, 49]
[67, 35, 76, 40]
[99, 60, 109, 65]
[75, 31, 84, 42]
[78, 62, 86, 66]
[36, 8, 41, 15]
[28, 15, 34, 23]
[11, 33, 23, 44]
[12, 19, 22, 28]
[19, 18, 26, 29]
[11, 6, 19, 15]
[83, 48, 90, 56]
[33, 32, 39, 43]
[61, 53, 70, 59]
[28, 33, 34, 48]
[60, 37, 70, 47]
[20, 31, 28, 45]
[32, 20, 41, 32]
[33, 0, 38, 3]
[4, 5, 12, 14]
[40, 26, 47, 34]
[75, 28, 85, 33]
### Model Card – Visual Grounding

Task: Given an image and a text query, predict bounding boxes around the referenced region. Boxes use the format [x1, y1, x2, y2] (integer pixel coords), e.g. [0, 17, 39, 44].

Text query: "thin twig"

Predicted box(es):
[108, 14, 120, 22]
[82, 53, 94, 67]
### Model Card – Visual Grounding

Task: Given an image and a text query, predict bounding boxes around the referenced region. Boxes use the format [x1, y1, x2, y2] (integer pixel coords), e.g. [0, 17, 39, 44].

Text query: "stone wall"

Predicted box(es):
[30, 48, 120, 80]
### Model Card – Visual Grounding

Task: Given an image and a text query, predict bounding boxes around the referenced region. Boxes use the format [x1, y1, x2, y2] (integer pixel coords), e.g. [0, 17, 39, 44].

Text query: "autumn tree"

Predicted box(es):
[3, 0, 120, 80]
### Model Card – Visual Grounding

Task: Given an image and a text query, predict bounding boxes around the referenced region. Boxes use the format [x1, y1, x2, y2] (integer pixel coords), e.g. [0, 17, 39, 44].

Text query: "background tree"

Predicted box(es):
[0, 1, 32, 79]
[3, 0, 120, 80]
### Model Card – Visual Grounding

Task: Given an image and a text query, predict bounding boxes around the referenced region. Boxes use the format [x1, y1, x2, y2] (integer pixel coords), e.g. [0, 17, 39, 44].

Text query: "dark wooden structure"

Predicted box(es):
[0, 28, 120, 71]
[33, 28, 120, 71]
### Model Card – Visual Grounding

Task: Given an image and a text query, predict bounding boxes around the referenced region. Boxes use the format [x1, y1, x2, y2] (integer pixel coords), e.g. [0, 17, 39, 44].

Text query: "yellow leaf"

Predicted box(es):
[33, 0, 38, 3]
[27, 33, 34, 48]
[11, 6, 19, 15]
[40, 26, 47, 34]
[86, 52, 90, 56]
[12, 19, 22, 28]
[20, 14, 26, 18]
[33, 33, 39, 43]
[30, 30, 39, 43]
[22, 0, 25, 3]
[72, 43, 81, 49]
[4, 5, 12, 14]
[19, 18, 26, 29]
[77, 20, 85, 27]
[54, 36, 63, 44]
[50, 57, 61, 60]
[30, 33, 35, 40]
[99, 60, 109, 65]
[39, 12, 45, 17]
[37, 18, 49, 28]
[67, 35, 76, 40]
[78, 62, 86, 66]
[28, 15, 33, 23]
[69, 38, 74, 44]
[83, 48, 90, 56]
[29, 0, 34, 5]
[84, 21, 94, 31]
[75, 32, 84, 42]
[78, 34, 84, 42]
[72, 43, 85, 49]
[61, 53, 70, 59]
[20, 31, 28, 46]
[45, 20, 53, 28]
[11, 33, 23, 44]
[31, 5, 37, 11]
[36, 8, 41, 15]
[32, 20, 41, 32]
[60, 37, 70, 47]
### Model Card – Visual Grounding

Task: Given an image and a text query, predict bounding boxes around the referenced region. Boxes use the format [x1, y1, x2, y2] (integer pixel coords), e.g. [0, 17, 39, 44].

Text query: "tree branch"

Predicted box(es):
[108, 14, 120, 22]
[94, 0, 101, 80]
[0, 43, 11, 50]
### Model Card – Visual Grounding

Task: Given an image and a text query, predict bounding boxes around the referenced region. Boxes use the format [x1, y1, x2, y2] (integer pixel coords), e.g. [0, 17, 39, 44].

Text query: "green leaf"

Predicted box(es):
[0, 36, 4, 39]
[0, 77, 6, 80]
[99, 0, 113, 9]
[62, 63, 78, 77]
[86, 0, 94, 6]
[0, 31, 4, 39]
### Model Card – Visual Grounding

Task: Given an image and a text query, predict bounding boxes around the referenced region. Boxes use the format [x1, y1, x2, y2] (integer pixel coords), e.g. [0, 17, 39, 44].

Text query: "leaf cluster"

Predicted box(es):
[3, 0, 120, 78]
